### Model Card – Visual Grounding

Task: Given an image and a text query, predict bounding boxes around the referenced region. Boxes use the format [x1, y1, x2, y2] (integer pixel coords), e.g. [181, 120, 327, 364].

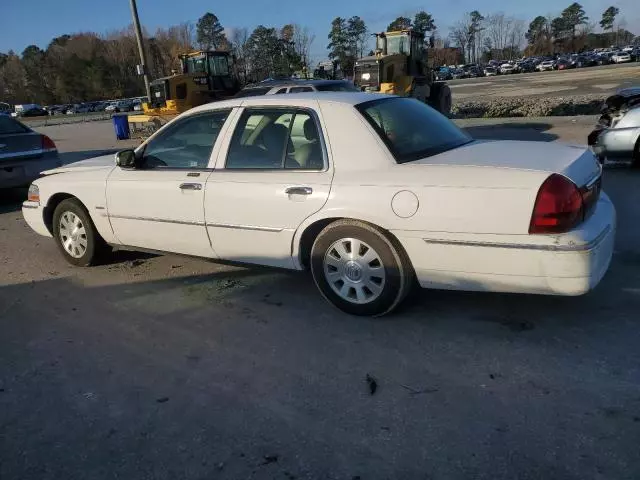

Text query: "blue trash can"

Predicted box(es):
[113, 114, 130, 140]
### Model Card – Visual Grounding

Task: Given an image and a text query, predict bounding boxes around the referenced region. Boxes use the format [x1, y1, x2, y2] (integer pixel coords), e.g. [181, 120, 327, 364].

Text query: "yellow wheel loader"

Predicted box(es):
[354, 30, 452, 115]
[128, 50, 239, 137]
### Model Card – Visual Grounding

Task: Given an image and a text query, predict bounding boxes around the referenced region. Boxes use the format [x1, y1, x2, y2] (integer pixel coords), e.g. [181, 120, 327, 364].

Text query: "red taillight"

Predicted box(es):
[41, 135, 57, 151]
[529, 174, 584, 234]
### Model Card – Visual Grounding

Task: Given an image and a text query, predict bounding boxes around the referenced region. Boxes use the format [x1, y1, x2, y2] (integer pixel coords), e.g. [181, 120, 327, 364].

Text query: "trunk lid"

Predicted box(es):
[0, 132, 44, 162]
[411, 140, 602, 187]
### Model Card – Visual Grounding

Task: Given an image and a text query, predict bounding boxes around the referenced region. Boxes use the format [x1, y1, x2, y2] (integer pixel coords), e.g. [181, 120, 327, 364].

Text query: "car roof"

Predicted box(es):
[189, 92, 389, 114]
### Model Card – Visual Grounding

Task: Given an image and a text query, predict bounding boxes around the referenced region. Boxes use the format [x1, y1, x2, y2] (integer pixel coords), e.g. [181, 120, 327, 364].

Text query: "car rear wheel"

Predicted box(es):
[310, 220, 413, 316]
[53, 199, 106, 267]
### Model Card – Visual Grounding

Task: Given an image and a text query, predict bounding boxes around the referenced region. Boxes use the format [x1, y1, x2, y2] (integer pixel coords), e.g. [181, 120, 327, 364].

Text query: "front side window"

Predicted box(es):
[141, 110, 230, 169]
[225, 108, 323, 170]
[357, 97, 472, 163]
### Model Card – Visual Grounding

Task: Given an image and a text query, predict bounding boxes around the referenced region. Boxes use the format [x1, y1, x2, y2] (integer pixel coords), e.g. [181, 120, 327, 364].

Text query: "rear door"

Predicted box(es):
[204, 104, 332, 269]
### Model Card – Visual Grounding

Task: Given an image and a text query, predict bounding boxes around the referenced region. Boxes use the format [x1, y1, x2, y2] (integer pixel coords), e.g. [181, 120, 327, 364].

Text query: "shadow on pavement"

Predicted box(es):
[464, 122, 558, 142]
[0, 187, 27, 214]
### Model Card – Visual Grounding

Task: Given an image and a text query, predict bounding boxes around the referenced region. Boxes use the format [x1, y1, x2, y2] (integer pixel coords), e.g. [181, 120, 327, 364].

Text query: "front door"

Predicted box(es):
[106, 109, 232, 257]
[204, 106, 332, 269]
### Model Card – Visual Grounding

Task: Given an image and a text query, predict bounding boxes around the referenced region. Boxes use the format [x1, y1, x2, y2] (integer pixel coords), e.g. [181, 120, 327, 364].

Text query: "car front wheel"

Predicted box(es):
[310, 220, 413, 316]
[53, 199, 106, 266]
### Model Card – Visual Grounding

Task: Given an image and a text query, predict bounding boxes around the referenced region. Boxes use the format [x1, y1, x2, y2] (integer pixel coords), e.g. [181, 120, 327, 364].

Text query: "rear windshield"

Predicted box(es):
[315, 82, 360, 92]
[234, 87, 271, 98]
[356, 97, 472, 163]
[0, 116, 29, 135]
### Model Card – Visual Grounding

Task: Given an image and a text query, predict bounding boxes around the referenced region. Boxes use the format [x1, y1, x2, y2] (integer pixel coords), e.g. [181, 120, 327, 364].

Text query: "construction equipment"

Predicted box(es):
[129, 50, 239, 136]
[353, 30, 452, 115]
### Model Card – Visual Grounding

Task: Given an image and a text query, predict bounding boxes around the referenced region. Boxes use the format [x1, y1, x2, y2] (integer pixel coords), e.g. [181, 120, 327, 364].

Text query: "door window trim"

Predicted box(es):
[133, 109, 235, 171]
[219, 106, 329, 172]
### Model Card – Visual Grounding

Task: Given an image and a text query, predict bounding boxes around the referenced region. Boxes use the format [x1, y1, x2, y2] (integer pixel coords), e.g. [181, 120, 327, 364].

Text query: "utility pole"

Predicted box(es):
[129, 0, 151, 103]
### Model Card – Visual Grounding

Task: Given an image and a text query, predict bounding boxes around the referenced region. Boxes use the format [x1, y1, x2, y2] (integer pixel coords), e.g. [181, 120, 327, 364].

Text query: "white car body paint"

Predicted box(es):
[22, 93, 615, 297]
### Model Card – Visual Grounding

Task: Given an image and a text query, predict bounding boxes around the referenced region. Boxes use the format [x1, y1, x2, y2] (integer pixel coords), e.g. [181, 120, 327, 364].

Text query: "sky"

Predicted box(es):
[1, 0, 638, 62]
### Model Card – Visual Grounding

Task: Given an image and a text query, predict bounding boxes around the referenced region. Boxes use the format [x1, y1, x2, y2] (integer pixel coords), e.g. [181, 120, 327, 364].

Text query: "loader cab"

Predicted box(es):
[179, 51, 239, 99]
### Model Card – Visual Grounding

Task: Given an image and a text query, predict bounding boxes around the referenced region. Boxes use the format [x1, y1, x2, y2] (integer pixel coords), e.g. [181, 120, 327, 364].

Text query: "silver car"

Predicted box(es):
[235, 79, 360, 98]
[589, 88, 640, 167]
[0, 116, 61, 189]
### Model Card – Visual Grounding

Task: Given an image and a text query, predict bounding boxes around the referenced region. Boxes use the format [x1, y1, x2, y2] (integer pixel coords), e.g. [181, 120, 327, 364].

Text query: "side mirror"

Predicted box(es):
[115, 149, 137, 169]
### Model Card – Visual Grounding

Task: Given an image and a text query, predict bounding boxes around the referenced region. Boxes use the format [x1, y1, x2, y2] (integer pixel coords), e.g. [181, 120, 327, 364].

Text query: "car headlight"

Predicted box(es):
[27, 184, 40, 204]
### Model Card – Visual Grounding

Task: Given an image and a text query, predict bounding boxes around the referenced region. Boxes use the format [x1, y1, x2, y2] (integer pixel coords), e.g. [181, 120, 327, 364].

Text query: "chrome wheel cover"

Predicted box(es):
[323, 238, 386, 304]
[58, 211, 88, 259]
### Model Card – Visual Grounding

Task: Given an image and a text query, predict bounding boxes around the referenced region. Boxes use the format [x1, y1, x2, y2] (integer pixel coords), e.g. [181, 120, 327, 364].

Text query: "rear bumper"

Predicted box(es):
[0, 154, 62, 189]
[393, 193, 616, 296]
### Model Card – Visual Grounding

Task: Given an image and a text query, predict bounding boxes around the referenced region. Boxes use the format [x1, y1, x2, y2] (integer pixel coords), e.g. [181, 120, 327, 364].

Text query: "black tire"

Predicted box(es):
[52, 198, 106, 267]
[310, 220, 414, 316]
[429, 82, 452, 116]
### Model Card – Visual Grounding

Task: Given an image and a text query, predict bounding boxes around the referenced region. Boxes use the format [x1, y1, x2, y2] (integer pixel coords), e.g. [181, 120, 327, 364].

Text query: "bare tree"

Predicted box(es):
[293, 24, 315, 71]
[485, 13, 525, 59]
[507, 19, 525, 58]
[229, 27, 250, 84]
[449, 16, 473, 63]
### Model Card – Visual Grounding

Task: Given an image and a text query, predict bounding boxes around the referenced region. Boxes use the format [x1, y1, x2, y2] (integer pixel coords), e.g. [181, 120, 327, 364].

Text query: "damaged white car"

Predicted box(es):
[588, 87, 640, 167]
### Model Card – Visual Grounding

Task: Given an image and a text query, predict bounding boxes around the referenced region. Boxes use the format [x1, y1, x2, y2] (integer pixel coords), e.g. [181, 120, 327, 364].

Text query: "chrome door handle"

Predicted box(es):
[179, 183, 202, 190]
[285, 186, 312, 195]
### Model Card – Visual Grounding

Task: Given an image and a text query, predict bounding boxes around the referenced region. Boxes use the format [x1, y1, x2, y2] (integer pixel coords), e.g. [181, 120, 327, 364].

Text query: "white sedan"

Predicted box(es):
[22, 93, 615, 316]
[611, 52, 631, 64]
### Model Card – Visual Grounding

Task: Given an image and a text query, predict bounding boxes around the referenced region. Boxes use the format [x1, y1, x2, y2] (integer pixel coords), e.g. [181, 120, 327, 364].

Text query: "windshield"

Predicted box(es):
[208, 55, 230, 76]
[385, 35, 409, 55]
[356, 97, 472, 163]
[184, 56, 207, 74]
[316, 82, 359, 92]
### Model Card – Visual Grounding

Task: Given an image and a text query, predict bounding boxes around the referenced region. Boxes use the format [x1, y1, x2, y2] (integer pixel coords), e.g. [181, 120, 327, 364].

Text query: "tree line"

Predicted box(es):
[1, 4, 637, 105]
[0, 13, 315, 106]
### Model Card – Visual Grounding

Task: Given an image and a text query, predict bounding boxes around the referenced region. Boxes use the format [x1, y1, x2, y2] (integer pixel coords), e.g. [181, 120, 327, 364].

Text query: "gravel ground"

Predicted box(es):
[452, 94, 606, 118]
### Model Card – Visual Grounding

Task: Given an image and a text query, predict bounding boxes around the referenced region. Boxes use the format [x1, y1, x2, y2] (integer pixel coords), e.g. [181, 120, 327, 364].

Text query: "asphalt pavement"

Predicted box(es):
[1, 119, 640, 480]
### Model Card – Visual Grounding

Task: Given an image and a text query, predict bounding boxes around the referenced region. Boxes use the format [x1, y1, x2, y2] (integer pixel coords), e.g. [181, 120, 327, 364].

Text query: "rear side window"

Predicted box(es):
[357, 97, 472, 163]
[289, 87, 314, 93]
[0, 116, 29, 135]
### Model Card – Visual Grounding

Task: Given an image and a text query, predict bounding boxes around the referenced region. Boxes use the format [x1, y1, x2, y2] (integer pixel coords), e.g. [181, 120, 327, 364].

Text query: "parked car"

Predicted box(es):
[556, 59, 574, 70]
[611, 52, 631, 64]
[499, 63, 516, 74]
[435, 67, 453, 81]
[450, 68, 469, 80]
[66, 104, 91, 114]
[21, 92, 614, 316]
[483, 66, 497, 76]
[235, 79, 360, 98]
[537, 60, 556, 71]
[588, 87, 640, 167]
[20, 107, 49, 117]
[0, 102, 12, 115]
[0, 115, 61, 189]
